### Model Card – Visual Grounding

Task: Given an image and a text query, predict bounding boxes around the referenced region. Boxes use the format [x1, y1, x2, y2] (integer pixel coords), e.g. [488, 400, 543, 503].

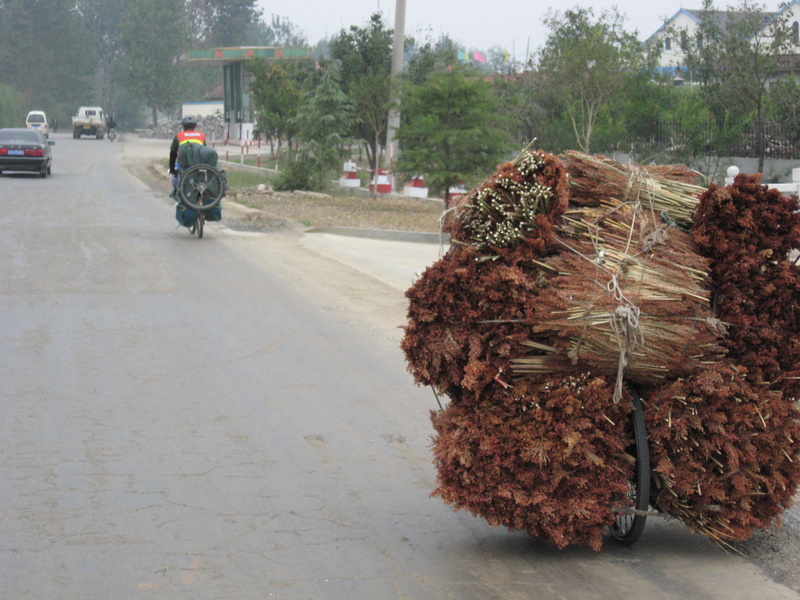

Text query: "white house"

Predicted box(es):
[648, 1, 800, 80]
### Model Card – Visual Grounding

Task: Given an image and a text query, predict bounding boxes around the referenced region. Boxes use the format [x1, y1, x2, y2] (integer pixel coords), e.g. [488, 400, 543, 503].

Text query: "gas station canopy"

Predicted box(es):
[176, 47, 312, 141]
[177, 46, 311, 65]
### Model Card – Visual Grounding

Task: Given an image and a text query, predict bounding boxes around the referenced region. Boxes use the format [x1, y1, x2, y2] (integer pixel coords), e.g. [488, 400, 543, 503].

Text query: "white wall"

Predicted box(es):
[181, 102, 224, 118]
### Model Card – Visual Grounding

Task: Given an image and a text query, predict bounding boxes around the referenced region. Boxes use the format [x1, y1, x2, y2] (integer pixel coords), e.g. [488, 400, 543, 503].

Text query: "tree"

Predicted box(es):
[330, 13, 393, 171]
[248, 60, 308, 158]
[117, 0, 188, 126]
[274, 62, 355, 191]
[536, 7, 646, 153]
[185, 0, 262, 47]
[767, 79, 800, 147]
[396, 66, 511, 208]
[0, 84, 25, 128]
[243, 14, 307, 46]
[0, 0, 95, 119]
[681, 0, 794, 172]
[76, 0, 127, 116]
[404, 34, 460, 84]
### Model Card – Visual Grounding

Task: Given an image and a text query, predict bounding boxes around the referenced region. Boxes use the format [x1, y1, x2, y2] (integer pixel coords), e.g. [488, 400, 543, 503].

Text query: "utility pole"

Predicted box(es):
[385, 0, 406, 191]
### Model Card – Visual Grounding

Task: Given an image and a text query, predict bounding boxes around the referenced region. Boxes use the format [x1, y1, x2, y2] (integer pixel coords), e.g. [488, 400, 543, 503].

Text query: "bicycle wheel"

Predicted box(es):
[196, 209, 204, 238]
[177, 164, 225, 211]
[610, 387, 651, 546]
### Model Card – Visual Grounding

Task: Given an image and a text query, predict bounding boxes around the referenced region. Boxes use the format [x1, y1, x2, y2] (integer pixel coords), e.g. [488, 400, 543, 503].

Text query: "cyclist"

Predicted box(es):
[168, 116, 223, 229]
[169, 115, 206, 186]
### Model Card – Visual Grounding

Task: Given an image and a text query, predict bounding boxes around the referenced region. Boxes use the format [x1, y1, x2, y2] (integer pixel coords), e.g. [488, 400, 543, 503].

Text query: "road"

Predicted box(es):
[0, 132, 798, 600]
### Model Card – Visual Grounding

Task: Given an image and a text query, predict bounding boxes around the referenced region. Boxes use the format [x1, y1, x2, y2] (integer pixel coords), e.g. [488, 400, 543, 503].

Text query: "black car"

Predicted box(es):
[0, 128, 54, 177]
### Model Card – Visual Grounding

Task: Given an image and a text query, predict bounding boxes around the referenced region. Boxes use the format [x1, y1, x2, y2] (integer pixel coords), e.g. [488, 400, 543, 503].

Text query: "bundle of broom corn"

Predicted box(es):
[402, 148, 800, 550]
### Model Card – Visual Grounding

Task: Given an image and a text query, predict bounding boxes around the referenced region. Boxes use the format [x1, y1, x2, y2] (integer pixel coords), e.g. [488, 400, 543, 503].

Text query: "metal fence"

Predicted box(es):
[605, 120, 800, 160]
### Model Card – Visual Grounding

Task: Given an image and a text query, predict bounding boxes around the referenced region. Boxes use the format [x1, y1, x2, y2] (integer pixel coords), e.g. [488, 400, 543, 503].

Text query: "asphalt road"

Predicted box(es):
[0, 132, 798, 599]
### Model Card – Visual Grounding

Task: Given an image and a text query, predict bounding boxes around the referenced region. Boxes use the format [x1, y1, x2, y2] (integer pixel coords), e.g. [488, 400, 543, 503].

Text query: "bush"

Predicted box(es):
[272, 150, 333, 192]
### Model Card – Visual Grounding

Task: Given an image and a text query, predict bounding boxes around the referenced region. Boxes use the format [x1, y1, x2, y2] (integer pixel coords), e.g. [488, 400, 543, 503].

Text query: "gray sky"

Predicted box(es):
[255, 0, 721, 61]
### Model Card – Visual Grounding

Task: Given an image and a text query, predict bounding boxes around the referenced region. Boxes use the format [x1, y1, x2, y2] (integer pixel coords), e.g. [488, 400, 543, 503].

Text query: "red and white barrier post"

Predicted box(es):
[403, 174, 428, 198]
[369, 168, 392, 194]
[339, 160, 360, 188]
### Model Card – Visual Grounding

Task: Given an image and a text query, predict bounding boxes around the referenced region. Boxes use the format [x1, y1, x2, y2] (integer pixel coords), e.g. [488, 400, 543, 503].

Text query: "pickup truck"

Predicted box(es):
[72, 106, 106, 139]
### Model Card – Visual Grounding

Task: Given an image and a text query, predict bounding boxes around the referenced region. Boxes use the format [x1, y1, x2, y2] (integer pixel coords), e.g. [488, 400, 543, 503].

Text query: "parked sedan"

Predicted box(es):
[0, 128, 54, 177]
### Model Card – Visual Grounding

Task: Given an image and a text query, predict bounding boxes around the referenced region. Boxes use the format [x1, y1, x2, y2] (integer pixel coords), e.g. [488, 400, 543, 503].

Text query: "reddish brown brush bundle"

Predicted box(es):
[408, 150, 724, 392]
[646, 363, 800, 544]
[402, 242, 548, 397]
[403, 149, 800, 550]
[693, 173, 800, 397]
[430, 375, 631, 551]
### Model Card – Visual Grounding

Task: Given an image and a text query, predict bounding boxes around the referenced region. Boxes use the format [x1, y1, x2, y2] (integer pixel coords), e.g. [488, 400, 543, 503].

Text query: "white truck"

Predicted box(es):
[72, 106, 106, 139]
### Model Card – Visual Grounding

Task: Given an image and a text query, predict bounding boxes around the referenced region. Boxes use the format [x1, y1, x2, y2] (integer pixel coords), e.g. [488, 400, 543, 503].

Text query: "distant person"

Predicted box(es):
[168, 115, 206, 186]
[168, 116, 221, 229]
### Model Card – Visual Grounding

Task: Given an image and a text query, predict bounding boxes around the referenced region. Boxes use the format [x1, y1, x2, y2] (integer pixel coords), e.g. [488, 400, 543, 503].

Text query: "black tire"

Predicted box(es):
[196, 210, 204, 238]
[177, 164, 225, 211]
[610, 388, 650, 546]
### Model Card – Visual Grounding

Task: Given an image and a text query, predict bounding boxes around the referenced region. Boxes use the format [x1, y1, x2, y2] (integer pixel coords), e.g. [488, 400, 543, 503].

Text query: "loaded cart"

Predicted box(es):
[401, 147, 800, 550]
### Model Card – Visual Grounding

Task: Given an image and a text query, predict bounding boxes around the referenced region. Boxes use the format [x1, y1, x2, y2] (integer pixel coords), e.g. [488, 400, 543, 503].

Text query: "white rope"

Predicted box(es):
[610, 304, 644, 403]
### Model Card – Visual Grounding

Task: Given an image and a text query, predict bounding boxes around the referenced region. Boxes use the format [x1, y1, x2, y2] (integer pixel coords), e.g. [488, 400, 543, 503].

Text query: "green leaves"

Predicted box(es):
[535, 7, 645, 153]
[397, 67, 511, 206]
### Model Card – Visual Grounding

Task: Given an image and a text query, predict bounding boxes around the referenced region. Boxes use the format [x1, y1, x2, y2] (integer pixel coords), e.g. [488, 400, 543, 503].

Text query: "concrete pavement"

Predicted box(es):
[300, 228, 448, 293]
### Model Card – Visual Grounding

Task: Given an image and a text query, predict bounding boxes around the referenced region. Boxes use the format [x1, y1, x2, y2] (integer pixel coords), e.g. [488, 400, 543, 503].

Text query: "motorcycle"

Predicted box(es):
[107, 128, 116, 142]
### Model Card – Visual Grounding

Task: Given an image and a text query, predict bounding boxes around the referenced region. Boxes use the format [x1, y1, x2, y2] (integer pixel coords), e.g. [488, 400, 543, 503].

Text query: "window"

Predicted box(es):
[793, 21, 799, 45]
[665, 37, 672, 50]
[680, 31, 688, 50]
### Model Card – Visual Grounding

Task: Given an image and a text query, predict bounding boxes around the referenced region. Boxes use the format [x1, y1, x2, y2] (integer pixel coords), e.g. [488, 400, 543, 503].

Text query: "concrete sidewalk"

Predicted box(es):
[299, 228, 448, 293]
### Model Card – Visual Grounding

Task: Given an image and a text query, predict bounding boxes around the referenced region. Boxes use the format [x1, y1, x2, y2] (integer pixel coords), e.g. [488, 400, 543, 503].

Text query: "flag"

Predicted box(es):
[458, 50, 467, 62]
[473, 50, 486, 64]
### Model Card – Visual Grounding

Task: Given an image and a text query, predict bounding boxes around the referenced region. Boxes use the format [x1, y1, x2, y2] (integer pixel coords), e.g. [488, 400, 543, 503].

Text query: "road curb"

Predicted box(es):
[305, 226, 449, 245]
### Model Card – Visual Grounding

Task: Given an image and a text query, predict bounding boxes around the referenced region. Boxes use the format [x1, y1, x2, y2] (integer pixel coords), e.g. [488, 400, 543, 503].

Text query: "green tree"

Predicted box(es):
[404, 34, 460, 84]
[0, 0, 95, 119]
[536, 6, 646, 153]
[0, 84, 25, 128]
[330, 13, 393, 171]
[275, 62, 355, 191]
[681, 0, 793, 171]
[396, 66, 511, 208]
[76, 0, 127, 116]
[766, 79, 800, 147]
[243, 14, 307, 46]
[186, 0, 262, 47]
[248, 60, 310, 158]
[117, 0, 188, 126]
